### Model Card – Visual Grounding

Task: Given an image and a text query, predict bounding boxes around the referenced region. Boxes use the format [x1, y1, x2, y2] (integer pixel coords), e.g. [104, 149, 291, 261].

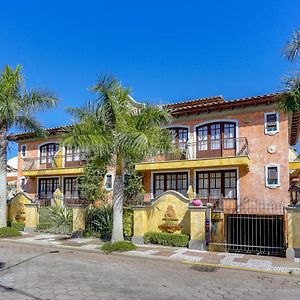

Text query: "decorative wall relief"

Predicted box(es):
[158, 205, 182, 233]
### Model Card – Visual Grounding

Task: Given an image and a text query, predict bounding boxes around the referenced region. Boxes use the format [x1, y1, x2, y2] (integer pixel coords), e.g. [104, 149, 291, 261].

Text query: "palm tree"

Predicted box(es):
[284, 29, 300, 62]
[279, 30, 300, 113]
[278, 74, 300, 113]
[63, 76, 172, 242]
[0, 65, 58, 227]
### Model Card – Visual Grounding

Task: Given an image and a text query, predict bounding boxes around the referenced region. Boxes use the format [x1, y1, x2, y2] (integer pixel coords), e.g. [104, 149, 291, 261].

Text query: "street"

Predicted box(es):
[0, 241, 300, 300]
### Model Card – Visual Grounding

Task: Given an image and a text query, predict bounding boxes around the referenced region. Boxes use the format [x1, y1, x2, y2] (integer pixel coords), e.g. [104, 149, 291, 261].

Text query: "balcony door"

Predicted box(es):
[65, 147, 86, 167]
[196, 122, 236, 158]
[168, 127, 188, 160]
[40, 143, 59, 168]
[169, 127, 188, 149]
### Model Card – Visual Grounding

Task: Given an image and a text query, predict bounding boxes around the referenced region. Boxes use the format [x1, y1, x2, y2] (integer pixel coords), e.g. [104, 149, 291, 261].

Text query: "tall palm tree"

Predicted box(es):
[0, 65, 58, 227]
[63, 76, 172, 242]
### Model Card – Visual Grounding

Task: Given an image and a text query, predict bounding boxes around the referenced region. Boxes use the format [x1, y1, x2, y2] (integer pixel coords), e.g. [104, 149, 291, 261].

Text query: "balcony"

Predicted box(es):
[22, 155, 86, 177]
[135, 137, 250, 171]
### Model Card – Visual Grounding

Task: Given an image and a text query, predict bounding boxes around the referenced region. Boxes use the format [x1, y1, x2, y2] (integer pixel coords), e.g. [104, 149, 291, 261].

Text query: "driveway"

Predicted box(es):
[0, 241, 300, 300]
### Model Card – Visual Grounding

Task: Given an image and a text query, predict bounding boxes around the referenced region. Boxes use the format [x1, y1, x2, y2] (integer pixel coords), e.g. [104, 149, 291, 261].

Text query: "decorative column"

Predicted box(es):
[132, 206, 148, 245]
[286, 206, 300, 260]
[72, 206, 86, 232]
[189, 205, 209, 250]
[24, 203, 39, 232]
[187, 185, 194, 201]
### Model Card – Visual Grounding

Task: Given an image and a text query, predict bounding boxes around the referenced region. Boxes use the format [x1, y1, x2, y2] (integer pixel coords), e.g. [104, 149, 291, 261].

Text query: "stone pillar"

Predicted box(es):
[286, 206, 300, 260]
[132, 206, 147, 245]
[24, 203, 39, 232]
[72, 206, 86, 232]
[189, 206, 208, 250]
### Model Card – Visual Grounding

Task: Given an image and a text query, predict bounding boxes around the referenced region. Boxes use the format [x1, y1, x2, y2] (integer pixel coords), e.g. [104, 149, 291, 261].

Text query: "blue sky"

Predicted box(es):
[1, 0, 299, 157]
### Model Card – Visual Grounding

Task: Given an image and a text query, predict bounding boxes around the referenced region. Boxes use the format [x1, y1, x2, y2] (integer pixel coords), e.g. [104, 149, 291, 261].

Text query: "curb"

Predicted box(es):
[181, 260, 299, 276]
[1, 238, 299, 277]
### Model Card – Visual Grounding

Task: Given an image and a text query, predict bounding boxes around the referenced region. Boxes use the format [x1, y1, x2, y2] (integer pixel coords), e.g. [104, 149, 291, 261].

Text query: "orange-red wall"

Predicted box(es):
[142, 106, 290, 207]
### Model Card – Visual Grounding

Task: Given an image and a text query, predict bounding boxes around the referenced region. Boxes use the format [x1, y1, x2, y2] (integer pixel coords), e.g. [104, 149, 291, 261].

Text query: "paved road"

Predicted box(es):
[0, 241, 300, 300]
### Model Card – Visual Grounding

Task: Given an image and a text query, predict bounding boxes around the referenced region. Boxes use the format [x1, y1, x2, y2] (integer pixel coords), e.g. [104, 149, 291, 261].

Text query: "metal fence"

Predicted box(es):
[209, 203, 286, 257]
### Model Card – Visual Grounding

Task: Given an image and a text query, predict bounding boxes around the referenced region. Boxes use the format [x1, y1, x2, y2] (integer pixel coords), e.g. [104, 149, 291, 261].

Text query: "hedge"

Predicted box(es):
[0, 227, 22, 238]
[123, 208, 133, 238]
[144, 232, 189, 247]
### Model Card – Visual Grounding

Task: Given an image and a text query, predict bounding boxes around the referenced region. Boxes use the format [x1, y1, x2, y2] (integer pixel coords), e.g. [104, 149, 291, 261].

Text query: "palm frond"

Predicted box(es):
[14, 115, 45, 137]
[21, 88, 58, 113]
[278, 74, 300, 113]
[284, 29, 300, 62]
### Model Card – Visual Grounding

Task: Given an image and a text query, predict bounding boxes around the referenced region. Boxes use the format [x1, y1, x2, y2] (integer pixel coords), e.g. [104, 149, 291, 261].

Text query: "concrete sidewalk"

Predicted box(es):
[3, 232, 300, 275]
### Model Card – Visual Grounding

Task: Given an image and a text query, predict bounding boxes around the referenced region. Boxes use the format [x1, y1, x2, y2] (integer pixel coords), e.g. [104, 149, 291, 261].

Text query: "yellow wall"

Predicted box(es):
[287, 207, 300, 249]
[146, 193, 190, 235]
[133, 191, 191, 236]
[8, 193, 32, 222]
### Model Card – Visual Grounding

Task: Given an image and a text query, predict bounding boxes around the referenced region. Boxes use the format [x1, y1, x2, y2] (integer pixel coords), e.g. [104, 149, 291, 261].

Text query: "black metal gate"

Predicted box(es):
[209, 202, 286, 257]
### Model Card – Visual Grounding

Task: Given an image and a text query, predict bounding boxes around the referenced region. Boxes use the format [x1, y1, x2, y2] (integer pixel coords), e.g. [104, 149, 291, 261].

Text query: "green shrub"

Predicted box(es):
[39, 207, 51, 223]
[0, 227, 22, 238]
[36, 221, 52, 231]
[83, 230, 92, 238]
[85, 205, 113, 239]
[11, 221, 25, 231]
[101, 241, 137, 253]
[123, 208, 133, 238]
[144, 232, 189, 247]
[36, 206, 73, 234]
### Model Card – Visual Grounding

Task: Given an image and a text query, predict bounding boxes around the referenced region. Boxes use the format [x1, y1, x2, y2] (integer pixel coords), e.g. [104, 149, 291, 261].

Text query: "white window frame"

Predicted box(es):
[264, 112, 279, 135]
[104, 173, 114, 191]
[20, 144, 27, 159]
[265, 164, 280, 188]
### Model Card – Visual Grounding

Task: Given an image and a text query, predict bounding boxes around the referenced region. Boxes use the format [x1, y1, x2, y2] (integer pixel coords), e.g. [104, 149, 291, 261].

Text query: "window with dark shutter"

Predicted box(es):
[267, 166, 278, 185]
[265, 112, 279, 134]
[21, 145, 27, 158]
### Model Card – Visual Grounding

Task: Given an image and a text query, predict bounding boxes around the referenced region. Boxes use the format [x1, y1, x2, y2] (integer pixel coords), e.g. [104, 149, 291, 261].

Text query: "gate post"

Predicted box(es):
[24, 203, 39, 232]
[189, 205, 209, 250]
[72, 206, 86, 232]
[132, 206, 147, 245]
[286, 206, 300, 260]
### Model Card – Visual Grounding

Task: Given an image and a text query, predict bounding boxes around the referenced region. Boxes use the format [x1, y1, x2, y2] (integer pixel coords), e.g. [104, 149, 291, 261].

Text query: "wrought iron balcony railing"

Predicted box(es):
[22, 155, 87, 170]
[37, 195, 87, 207]
[143, 137, 249, 163]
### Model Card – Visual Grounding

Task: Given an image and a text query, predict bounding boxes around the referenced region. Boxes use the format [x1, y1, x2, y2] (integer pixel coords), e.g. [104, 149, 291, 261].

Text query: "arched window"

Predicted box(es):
[40, 143, 59, 164]
[168, 127, 188, 149]
[196, 122, 236, 158]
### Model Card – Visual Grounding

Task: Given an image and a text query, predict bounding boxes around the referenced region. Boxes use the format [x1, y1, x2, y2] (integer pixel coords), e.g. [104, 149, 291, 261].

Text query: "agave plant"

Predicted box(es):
[48, 207, 73, 234]
[85, 205, 113, 239]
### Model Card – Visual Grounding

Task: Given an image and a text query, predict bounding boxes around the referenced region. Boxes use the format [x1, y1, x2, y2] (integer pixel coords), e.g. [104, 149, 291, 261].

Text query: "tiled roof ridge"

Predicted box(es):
[8, 124, 72, 140]
[225, 92, 280, 103]
[167, 92, 280, 107]
[168, 93, 281, 112]
[164, 95, 224, 106]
